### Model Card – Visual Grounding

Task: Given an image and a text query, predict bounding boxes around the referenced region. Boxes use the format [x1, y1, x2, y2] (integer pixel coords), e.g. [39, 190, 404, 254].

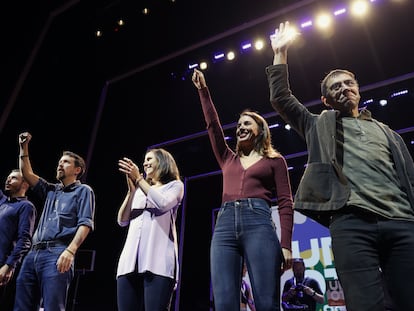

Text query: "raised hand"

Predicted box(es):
[270, 21, 299, 64]
[19, 132, 32, 145]
[192, 68, 207, 89]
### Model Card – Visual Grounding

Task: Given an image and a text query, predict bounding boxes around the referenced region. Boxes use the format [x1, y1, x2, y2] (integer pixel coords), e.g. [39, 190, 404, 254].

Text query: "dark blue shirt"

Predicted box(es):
[0, 190, 36, 268]
[32, 178, 95, 244]
[283, 276, 323, 311]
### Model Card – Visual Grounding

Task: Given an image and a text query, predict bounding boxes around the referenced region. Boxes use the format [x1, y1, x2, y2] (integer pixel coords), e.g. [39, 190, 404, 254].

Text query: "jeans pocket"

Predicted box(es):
[251, 204, 271, 218]
[216, 206, 226, 220]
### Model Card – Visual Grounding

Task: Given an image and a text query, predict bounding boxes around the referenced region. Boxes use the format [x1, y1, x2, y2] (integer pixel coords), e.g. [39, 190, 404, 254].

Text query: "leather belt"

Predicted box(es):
[223, 198, 268, 208]
[32, 240, 66, 250]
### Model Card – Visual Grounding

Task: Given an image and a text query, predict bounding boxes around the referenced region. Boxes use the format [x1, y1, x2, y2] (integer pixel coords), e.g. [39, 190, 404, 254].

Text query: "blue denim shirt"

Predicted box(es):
[0, 190, 36, 268]
[31, 178, 95, 244]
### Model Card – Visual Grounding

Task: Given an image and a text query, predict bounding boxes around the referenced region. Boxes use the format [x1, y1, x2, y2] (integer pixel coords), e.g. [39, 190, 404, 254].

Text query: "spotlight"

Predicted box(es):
[315, 13, 333, 29]
[379, 99, 388, 106]
[226, 51, 236, 61]
[200, 62, 208, 70]
[350, 0, 369, 17]
[254, 40, 265, 50]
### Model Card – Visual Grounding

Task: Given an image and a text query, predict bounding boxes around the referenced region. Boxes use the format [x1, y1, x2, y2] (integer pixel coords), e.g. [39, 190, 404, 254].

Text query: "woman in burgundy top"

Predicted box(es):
[192, 68, 294, 311]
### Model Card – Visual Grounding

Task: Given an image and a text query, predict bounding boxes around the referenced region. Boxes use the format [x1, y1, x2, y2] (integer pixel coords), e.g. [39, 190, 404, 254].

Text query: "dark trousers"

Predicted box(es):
[329, 211, 414, 311]
[0, 269, 18, 311]
[117, 272, 175, 311]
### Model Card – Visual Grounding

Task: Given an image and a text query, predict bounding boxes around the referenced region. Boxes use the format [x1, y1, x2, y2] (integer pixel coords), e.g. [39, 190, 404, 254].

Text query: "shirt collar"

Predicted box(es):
[336, 108, 373, 120]
[57, 180, 81, 192]
[358, 108, 372, 120]
[8, 196, 28, 203]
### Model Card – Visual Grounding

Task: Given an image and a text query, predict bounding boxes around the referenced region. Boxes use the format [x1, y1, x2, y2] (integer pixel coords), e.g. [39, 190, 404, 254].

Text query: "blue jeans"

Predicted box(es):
[14, 245, 74, 311]
[329, 209, 414, 311]
[211, 198, 283, 311]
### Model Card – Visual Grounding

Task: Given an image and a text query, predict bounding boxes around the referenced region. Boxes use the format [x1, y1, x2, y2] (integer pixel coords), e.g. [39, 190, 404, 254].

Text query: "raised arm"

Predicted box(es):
[270, 21, 299, 65]
[192, 68, 207, 89]
[18, 132, 40, 187]
[191, 68, 233, 168]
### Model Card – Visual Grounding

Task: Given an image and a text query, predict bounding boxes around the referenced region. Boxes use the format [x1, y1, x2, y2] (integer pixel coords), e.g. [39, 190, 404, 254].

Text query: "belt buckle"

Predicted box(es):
[34, 241, 56, 250]
[33, 242, 43, 250]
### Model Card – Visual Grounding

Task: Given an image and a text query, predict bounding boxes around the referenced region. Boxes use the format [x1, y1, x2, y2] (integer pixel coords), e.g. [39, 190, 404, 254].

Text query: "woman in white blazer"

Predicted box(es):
[116, 148, 184, 311]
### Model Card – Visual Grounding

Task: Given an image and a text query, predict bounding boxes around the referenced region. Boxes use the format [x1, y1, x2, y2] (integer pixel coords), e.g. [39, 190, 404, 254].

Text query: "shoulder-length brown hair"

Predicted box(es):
[146, 148, 181, 184]
[235, 110, 281, 159]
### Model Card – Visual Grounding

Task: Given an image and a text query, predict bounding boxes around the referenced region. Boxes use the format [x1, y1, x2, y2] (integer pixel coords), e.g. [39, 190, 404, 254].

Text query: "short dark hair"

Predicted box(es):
[62, 151, 86, 179]
[11, 169, 25, 181]
[320, 69, 357, 97]
[292, 258, 305, 265]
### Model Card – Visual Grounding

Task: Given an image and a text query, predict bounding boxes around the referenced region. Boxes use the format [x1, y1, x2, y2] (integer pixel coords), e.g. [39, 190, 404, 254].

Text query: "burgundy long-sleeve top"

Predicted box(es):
[198, 87, 294, 250]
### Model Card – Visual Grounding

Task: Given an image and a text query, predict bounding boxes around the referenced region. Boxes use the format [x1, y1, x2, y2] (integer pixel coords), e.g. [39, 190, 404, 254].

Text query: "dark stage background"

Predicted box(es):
[1, 1, 414, 310]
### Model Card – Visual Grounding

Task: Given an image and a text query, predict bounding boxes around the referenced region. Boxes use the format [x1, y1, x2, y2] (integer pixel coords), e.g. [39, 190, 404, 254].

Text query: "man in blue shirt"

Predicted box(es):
[14, 132, 95, 311]
[0, 169, 36, 311]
